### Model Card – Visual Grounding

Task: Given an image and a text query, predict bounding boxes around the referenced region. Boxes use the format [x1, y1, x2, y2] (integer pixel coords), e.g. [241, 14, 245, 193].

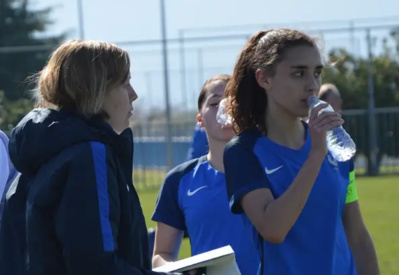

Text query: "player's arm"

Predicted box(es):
[54, 143, 165, 275]
[151, 166, 189, 268]
[343, 167, 380, 275]
[152, 223, 184, 267]
[225, 138, 326, 244]
[239, 152, 324, 244]
[226, 105, 340, 244]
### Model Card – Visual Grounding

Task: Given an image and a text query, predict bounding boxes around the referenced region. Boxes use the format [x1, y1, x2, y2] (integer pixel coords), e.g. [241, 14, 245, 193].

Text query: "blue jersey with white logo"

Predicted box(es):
[224, 124, 358, 275]
[152, 156, 259, 275]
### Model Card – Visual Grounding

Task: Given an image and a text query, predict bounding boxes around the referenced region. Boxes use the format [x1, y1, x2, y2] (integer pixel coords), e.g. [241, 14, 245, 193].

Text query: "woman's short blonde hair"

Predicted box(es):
[35, 40, 130, 117]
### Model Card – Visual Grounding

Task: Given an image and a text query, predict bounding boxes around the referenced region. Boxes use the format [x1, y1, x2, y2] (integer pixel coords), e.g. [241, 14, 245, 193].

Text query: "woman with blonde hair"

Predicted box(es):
[0, 40, 168, 275]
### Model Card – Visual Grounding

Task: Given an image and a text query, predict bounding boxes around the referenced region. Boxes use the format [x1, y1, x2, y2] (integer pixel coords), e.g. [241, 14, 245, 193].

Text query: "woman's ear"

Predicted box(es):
[196, 113, 204, 128]
[255, 69, 272, 91]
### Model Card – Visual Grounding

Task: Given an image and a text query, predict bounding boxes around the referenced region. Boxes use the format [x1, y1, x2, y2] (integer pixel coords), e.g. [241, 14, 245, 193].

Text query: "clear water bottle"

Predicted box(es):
[217, 97, 233, 126]
[307, 95, 356, 162]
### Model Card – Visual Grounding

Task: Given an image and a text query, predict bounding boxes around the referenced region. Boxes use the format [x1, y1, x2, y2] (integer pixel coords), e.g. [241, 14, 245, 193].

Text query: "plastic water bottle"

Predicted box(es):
[307, 95, 356, 162]
[217, 97, 233, 126]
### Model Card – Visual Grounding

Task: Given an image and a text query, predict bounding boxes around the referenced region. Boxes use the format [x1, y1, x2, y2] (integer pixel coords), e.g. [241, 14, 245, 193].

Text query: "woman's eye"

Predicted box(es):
[314, 70, 322, 77]
[293, 71, 304, 77]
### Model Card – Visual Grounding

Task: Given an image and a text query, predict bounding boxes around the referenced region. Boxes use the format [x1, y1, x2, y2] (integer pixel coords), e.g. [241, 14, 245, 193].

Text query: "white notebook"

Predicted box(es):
[152, 245, 241, 275]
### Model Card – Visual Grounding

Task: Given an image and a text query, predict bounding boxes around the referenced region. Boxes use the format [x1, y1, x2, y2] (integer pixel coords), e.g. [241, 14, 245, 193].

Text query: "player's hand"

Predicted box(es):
[308, 103, 344, 158]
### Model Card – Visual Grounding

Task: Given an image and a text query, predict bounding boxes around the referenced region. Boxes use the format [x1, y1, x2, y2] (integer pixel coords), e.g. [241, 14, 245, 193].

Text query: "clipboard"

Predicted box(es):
[152, 245, 241, 275]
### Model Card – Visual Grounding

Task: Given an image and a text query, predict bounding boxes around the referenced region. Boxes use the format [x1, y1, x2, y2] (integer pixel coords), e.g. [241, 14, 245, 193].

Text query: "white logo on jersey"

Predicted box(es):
[187, 186, 208, 196]
[265, 165, 283, 175]
[229, 196, 235, 209]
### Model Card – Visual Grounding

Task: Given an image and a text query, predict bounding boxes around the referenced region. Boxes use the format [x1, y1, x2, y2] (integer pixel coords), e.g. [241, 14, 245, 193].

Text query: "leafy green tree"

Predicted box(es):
[322, 33, 399, 175]
[0, 0, 65, 130]
[0, 0, 64, 100]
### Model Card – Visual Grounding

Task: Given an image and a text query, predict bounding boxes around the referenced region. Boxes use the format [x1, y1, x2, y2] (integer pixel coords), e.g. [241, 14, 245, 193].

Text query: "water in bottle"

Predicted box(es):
[307, 95, 356, 162]
[217, 97, 233, 127]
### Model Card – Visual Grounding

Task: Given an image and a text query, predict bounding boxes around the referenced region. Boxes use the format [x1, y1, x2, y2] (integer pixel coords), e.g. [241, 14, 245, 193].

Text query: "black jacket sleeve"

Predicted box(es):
[53, 143, 167, 275]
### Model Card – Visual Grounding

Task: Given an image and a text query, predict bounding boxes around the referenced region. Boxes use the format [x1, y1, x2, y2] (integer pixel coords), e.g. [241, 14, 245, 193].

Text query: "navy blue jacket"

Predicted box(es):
[0, 109, 164, 275]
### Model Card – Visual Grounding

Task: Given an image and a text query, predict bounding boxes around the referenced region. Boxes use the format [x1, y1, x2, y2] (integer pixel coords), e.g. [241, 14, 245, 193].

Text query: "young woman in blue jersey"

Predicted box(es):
[152, 74, 259, 275]
[223, 29, 379, 275]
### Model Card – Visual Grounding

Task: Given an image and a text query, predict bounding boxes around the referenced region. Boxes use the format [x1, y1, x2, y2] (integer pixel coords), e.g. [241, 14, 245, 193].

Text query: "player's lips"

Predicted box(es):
[301, 98, 309, 107]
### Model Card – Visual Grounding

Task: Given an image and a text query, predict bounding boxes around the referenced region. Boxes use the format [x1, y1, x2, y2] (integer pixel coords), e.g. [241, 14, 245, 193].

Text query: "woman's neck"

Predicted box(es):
[265, 104, 306, 150]
[207, 138, 227, 173]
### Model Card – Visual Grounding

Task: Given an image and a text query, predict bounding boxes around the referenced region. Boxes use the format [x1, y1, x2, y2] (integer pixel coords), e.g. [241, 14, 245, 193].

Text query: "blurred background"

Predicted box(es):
[1, 0, 398, 272]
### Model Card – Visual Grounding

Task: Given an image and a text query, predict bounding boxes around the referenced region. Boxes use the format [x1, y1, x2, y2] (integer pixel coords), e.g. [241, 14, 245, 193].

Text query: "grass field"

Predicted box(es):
[138, 175, 399, 274]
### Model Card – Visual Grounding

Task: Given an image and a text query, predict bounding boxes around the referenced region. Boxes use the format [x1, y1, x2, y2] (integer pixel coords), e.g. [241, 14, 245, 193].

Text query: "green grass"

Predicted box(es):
[355, 175, 399, 274]
[138, 175, 399, 274]
[133, 168, 166, 191]
[138, 188, 192, 259]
